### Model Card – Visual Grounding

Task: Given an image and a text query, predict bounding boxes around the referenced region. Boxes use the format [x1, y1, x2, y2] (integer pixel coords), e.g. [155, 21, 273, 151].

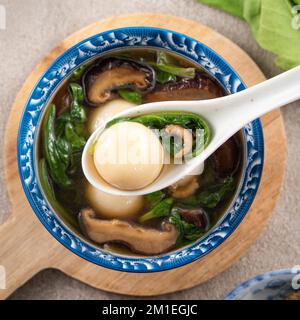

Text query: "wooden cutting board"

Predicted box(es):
[0, 13, 286, 299]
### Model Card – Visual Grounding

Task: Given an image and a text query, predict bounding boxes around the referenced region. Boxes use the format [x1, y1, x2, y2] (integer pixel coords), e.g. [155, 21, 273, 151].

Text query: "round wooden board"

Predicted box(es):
[0, 13, 286, 299]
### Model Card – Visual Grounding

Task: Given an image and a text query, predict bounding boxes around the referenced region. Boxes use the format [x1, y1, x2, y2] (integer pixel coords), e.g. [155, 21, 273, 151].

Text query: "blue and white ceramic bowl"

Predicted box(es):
[17, 27, 264, 272]
[225, 268, 300, 300]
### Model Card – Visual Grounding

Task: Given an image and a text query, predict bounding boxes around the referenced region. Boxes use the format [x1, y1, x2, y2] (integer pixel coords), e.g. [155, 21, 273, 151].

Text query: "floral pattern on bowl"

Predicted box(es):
[225, 268, 300, 300]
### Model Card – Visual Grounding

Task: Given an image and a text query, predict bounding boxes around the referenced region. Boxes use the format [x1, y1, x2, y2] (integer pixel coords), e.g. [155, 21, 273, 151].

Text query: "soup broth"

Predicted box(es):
[38, 48, 243, 256]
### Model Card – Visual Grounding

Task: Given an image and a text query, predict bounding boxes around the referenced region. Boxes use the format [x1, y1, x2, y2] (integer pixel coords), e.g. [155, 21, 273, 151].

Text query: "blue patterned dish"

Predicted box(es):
[225, 268, 300, 300]
[17, 27, 264, 272]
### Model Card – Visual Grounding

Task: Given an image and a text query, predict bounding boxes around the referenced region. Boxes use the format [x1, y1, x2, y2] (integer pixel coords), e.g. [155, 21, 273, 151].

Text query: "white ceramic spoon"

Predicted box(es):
[82, 66, 300, 196]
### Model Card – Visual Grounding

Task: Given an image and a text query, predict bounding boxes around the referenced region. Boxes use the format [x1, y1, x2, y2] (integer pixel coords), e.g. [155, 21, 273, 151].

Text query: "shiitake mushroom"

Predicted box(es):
[176, 207, 209, 230]
[211, 135, 241, 178]
[82, 57, 155, 106]
[79, 208, 178, 255]
[144, 72, 224, 103]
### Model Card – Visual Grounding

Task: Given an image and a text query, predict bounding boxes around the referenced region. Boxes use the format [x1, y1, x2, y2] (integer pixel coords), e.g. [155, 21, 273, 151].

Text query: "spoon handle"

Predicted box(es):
[239, 65, 300, 113]
[207, 66, 300, 138]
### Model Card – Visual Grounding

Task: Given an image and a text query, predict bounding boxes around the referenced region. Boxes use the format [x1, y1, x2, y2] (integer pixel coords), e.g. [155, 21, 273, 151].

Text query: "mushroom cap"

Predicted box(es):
[211, 135, 241, 178]
[82, 57, 155, 106]
[144, 72, 224, 103]
[79, 208, 179, 255]
[93, 121, 164, 190]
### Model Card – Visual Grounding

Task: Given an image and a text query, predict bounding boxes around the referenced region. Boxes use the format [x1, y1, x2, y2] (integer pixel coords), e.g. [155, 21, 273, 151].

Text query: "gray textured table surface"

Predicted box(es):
[0, 0, 299, 300]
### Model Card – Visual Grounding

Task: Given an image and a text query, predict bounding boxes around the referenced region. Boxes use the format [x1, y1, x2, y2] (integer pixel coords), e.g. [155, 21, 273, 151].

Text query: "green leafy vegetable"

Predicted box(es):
[175, 195, 199, 207]
[68, 151, 82, 175]
[43, 104, 72, 188]
[198, 177, 235, 208]
[107, 111, 211, 156]
[139, 198, 174, 223]
[118, 89, 142, 104]
[154, 64, 196, 78]
[169, 210, 205, 242]
[70, 65, 87, 81]
[55, 137, 70, 168]
[43, 84, 87, 189]
[39, 158, 78, 228]
[150, 51, 196, 78]
[145, 191, 165, 208]
[65, 122, 86, 152]
[155, 69, 177, 84]
[197, 0, 300, 70]
[55, 112, 71, 137]
[69, 83, 87, 123]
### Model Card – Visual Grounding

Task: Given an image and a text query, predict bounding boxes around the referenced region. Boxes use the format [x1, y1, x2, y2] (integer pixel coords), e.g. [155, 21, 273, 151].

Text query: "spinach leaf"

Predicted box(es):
[69, 83, 87, 123]
[43, 83, 88, 188]
[55, 112, 71, 137]
[156, 69, 177, 84]
[70, 65, 87, 82]
[65, 122, 86, 152]
[139, 198, 174, 223]
[154, 64, 196, 78]
[118, 89, 142, 104]
[39, 158, 78, 228]
[43, 104, 72, 188]
[106, 111, 211, 156]
[150, 51, 196, 78]
[55, 137, 70, 168]
[198, 177, 235, 208]
[175, 195, 199, 207]
[145, 190, 165, 208]
[68, 151, 82, 175]
[169, 210, 205, 242]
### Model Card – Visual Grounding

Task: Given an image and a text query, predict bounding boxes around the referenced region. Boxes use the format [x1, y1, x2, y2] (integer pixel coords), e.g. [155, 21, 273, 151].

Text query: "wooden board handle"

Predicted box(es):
[0, 211, 50, 299]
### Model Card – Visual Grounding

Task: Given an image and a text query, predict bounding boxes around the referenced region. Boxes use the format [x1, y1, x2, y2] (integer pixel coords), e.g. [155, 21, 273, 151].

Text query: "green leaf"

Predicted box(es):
[68, 151, 82, 175]
[156, 69, 177, 84]
[139, 198, 174, 223]
[43, 104, 72, 188]
[107, 111, 211, 157]
[55, 112, 71, 137]
[155, 64, 196, 78]
[69, 83, 87, 123]
[145, 191, 165, 208]
[198, 177, 235, 208]
[70, 65, 87, 81]
[118, 89, 142, 104]
[169, 209, 205, 242]
[198, 0, 244, 18]
[175, 195, 199, 207]
[150, 51, 196, 78]
[198, 0, 300, 70]
[65, 122, 86, 152]
[38, 158, 78, 228]
[55, 137, 70, 168]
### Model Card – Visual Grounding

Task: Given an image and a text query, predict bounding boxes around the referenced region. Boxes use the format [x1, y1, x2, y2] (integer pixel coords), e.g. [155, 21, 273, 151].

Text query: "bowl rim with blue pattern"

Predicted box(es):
[225, 268, 300, 300]
[17, 26, 264, 273]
